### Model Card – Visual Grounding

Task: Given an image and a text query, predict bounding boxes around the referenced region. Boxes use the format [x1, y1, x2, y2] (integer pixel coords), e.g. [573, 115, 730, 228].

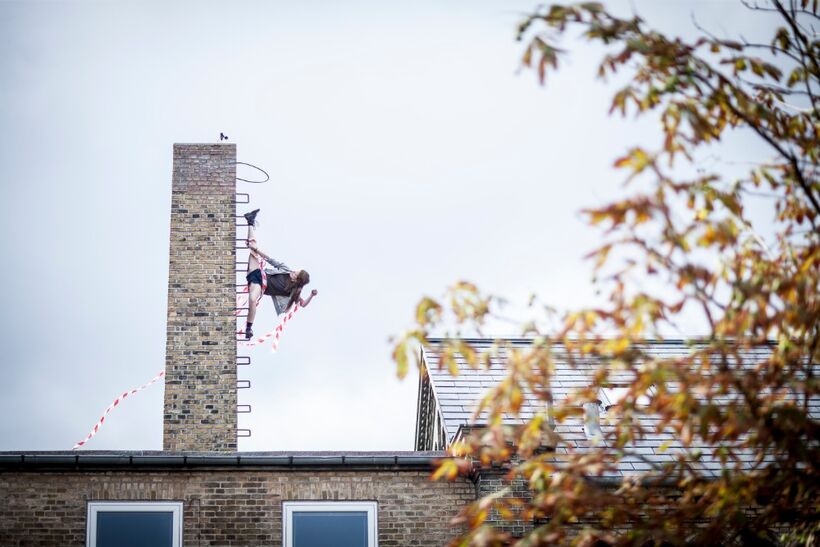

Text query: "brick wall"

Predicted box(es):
[164, 144, 237, 452]
[0, 468, 474, 546]
[476, 467, 533, 538]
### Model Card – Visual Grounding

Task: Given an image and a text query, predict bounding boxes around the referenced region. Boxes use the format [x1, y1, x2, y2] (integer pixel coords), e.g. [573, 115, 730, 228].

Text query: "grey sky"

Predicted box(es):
[0, 0, 779, 451]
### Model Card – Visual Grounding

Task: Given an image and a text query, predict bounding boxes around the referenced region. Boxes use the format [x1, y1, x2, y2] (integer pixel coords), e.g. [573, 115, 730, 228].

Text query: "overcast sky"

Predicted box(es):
[0, 0, 779, 452]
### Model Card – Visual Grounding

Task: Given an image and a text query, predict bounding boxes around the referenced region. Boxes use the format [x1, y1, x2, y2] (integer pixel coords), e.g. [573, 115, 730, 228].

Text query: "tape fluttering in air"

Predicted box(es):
[72, 370, 165, 450]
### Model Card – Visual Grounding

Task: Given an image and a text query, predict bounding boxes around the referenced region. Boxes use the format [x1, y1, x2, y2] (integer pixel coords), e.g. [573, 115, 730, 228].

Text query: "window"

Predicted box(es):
[87, 501, 183, 547]
[283, 501, 378, 547]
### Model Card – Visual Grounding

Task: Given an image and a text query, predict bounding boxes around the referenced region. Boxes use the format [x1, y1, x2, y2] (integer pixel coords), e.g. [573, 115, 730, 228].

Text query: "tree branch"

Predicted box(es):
[740, 0, 820, 19]
[694, 72, 820, 223]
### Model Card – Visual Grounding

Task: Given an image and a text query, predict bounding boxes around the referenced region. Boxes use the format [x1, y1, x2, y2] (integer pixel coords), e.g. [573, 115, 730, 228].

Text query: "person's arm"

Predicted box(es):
[299, 289, 318, 308]
[251, 246, 290, 270]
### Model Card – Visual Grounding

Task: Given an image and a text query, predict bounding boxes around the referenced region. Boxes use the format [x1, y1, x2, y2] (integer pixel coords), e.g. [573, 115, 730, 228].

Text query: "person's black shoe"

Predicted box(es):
[244, 327, 253, 340]
[244, 209, 260, 226]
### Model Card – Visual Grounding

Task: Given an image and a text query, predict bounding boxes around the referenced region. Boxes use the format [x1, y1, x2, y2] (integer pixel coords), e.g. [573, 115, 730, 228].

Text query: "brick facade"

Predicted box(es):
[164, 144, 238, 452]
[0, 462, 474, 546]
[475, 467, 532, 538]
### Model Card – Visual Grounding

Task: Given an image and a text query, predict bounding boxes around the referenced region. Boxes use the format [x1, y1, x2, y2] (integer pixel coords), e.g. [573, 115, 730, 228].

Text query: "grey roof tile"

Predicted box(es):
[421, 338, 817, 473]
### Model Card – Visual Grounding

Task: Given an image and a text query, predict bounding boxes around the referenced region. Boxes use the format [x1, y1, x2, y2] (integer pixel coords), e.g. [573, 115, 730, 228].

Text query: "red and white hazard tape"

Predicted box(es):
[72, 370, 165, 450]
[241, 304, 300, 352]
[236, 290, 251, 315]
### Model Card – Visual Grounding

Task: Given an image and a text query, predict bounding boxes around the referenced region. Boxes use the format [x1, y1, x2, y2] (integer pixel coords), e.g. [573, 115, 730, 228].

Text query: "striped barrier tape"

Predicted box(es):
[72, 370, 166, 450]
[241, 304, 300, 352]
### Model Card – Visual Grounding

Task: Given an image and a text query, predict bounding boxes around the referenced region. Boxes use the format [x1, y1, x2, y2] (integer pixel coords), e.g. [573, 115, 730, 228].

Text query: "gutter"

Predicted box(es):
[0, 452, 708, 489]
[0, 452, 445, 471]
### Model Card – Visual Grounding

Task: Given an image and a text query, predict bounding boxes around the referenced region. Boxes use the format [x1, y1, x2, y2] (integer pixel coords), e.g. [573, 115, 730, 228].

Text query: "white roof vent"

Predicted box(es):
[583, 401, 604, 445]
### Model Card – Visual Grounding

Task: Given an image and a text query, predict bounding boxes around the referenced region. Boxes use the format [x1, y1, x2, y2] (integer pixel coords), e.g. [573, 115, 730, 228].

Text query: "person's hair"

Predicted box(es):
[285, 270, 310, 311]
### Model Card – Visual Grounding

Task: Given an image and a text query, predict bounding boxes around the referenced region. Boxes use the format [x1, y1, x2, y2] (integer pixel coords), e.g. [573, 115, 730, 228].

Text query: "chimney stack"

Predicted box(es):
[163, 144, 237, 452]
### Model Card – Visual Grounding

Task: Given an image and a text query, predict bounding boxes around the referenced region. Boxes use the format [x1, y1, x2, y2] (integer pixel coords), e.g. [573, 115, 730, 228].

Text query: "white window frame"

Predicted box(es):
[86, 501, 183, 547]
[283, 501, 378, 547]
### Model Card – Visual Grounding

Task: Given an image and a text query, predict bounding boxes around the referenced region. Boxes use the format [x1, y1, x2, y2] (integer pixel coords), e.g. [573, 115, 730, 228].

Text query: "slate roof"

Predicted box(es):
[418, 338, 819, 477]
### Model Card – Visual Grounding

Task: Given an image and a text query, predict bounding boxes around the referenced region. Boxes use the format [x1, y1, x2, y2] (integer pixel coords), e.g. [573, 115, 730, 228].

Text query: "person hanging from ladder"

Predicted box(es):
[242, 209, 317, 340]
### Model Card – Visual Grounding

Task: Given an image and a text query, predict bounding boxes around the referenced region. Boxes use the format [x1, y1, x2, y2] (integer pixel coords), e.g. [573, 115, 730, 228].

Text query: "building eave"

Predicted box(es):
[0, 451, 447, 471]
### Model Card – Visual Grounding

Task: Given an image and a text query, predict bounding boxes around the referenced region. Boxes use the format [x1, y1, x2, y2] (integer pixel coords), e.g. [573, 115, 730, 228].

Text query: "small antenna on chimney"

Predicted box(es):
[220, 132, 229, 141]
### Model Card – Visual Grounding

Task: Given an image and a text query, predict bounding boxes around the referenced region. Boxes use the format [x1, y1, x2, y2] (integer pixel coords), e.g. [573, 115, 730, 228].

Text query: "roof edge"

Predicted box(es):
[0, 451, 447, 470]
[421, 351, 451, 442]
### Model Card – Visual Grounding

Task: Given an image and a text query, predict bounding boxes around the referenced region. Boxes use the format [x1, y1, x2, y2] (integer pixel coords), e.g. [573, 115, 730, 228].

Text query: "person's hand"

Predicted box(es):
[311, 289, 318, 296]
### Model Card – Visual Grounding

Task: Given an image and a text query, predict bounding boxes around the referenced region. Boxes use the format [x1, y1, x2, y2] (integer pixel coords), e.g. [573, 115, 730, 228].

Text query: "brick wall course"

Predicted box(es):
[0, 468, 474, 546]
[476, 468, 533, 538]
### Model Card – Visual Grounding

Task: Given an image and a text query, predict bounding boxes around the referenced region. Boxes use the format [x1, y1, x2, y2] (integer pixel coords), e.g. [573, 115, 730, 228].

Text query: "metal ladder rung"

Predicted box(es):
[238, 404, 252, 413]
[238, 429, 252, 438]
[237, 380, 251, 389]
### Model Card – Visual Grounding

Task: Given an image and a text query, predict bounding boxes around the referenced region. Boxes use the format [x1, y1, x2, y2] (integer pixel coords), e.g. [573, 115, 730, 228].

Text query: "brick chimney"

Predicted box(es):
[163, 144, 237, 452]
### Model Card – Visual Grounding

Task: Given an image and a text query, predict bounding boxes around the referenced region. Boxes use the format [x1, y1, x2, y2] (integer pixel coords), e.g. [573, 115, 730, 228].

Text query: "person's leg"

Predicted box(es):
[247, 225, 260, 269]
[246, 223, 261, 307]
[243, 209, 261, 339]
[247, 281, 261, 325]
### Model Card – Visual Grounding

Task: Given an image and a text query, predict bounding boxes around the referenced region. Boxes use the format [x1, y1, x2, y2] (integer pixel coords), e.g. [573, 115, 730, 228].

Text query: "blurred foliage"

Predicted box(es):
[393, 1, 818, 545]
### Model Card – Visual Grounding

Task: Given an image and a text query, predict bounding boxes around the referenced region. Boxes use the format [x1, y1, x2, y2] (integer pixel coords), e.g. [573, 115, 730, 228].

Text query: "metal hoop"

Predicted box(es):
[234, 161, 270, 184]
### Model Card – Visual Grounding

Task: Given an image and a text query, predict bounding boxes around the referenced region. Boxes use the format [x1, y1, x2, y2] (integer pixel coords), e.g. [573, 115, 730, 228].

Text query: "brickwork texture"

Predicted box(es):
[476, 468, 533, 538]
[164, 144, 238, 452]
[0, 468, 474, 546]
